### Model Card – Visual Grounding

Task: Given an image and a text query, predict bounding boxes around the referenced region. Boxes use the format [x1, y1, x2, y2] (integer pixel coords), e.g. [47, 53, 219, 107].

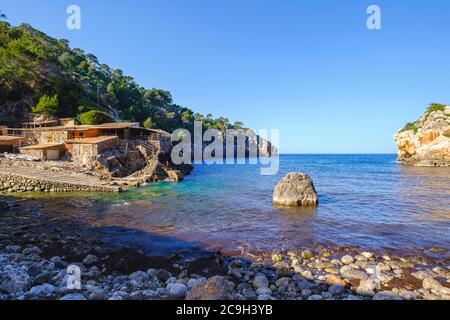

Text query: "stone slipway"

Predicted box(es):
[0, 166, 121, 193]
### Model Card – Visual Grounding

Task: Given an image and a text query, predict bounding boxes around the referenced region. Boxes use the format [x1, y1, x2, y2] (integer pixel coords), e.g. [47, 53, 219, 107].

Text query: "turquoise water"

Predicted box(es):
[84, 154, 449, 256]
[24, 155, 450, 258]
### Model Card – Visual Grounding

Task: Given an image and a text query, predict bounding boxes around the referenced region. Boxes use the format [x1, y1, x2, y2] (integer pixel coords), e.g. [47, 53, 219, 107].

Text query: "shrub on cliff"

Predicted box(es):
[32, 95, 59, 116]
[424, 103, 447, 121]
[79, 110, 114, 125]
[426, 103, 446, 114]
[401, 121, 419, 133]
[143, 117, 156, 129]
[400, 103, 448, 133]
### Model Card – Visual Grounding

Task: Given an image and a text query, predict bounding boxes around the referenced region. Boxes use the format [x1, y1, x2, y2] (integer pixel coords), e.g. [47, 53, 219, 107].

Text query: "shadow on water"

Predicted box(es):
[0, 196, 228, 277]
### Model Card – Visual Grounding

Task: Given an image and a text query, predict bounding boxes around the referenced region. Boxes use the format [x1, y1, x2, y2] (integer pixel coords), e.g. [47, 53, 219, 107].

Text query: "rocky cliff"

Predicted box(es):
[394, 104, 450, 166]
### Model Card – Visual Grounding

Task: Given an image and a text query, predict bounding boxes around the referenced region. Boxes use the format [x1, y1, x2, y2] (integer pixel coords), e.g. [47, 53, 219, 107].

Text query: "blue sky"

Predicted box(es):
[2, 0, 450, 153]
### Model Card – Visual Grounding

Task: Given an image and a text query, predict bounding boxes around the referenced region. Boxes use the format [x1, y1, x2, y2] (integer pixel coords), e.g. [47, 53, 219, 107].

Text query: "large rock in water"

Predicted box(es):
[273, 172, 318, 207]
[394, 104, 450, 166]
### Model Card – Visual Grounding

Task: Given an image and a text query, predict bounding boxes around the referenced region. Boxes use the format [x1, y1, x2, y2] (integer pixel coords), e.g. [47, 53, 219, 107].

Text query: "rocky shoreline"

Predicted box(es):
[1, 242, 449, 301]
[0, 199, 449, 301]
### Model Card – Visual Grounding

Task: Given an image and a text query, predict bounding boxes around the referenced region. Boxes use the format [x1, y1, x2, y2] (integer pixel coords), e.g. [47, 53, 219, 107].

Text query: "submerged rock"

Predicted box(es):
[272, 172, 318, 207]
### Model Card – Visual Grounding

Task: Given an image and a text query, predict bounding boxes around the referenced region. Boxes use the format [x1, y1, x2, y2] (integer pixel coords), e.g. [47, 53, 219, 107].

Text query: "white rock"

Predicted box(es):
[344, 294, 363, 300]
[356, 279, 378, 296]
[399, 290, 417, 300]
[340, 268, 368, 281]
[301, 270, 314, 280]
[341, 255, 354, 265]
[59, 293, 86, 300]
[129, 271, 150, 283]
[166, 283, 187, 299]
[423, 277, 450, 296]
[29, 284, 56, 296]
[257, 294, 273, 300]
[361, 252, 374, 259]
[187, 278, 206, 289]
[252, 273, 269, 289]
[307, 294, 323, 300]
[0, 270, 30, 294]
[372, 291, 402, 300]
[256, 287, 272, 295]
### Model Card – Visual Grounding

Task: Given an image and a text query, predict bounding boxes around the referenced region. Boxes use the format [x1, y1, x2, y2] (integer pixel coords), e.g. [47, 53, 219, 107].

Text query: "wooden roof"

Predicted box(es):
[7, 122, 170, 137]
[20, 143, 65, 150]
[22, 120, 59, 126]
[0, 136, 26, 142]
[139, 128, 171, 137]
[94, 122, 140, 129]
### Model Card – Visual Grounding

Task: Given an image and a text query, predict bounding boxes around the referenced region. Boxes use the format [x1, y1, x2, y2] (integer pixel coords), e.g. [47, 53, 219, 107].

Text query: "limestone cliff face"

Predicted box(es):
[394, 105, 450, 166]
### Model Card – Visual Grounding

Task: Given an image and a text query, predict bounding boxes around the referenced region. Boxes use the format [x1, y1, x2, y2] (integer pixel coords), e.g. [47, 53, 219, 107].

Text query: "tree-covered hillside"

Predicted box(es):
[0, 20, 244, 133]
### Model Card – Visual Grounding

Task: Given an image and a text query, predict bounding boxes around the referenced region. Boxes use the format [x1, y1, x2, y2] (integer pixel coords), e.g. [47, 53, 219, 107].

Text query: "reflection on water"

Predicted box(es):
[15, 155, 450, 258]
[396, 165, 450, 223]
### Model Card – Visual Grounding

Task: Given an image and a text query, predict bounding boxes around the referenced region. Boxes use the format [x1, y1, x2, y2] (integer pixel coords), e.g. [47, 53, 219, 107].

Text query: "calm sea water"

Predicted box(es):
[19, 155, 450, 258]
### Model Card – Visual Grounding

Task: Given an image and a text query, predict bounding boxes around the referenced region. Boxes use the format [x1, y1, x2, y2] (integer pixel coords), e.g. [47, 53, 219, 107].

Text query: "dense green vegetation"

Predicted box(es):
[0, 19, 245, 133]
[79, 110, 114, 125]
[32, 94, 59, 115]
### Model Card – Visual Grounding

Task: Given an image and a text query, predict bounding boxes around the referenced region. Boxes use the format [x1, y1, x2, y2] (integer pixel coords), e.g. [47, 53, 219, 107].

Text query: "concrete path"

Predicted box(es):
[0, 165, 121, 192]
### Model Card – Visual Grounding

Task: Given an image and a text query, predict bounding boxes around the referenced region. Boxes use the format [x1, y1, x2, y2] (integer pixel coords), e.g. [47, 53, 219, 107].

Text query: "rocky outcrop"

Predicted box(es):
[92, 140, 192, 183]
[394, 104, 450, 166]
[273, 172, 318, 207]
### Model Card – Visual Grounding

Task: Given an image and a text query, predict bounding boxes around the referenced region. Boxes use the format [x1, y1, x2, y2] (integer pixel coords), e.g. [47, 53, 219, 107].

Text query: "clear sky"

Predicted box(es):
[2, 0, 450, 153]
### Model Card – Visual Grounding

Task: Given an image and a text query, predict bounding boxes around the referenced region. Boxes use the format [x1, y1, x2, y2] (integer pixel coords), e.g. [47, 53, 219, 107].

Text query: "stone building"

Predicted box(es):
[0, 136, 27, 153]
[66, 136, 119, 165]
[19, 143, 66, 160]
[3, 120, 173, 164]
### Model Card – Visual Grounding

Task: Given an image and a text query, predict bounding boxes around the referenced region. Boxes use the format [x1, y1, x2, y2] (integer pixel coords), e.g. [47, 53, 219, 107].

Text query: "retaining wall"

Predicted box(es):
[0, 172, 121, 193]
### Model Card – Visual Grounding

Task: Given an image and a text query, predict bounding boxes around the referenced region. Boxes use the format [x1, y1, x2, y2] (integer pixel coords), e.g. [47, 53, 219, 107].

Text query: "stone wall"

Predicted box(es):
[19, 148, 44, 160]
[0, 173, 120, 193]
[71, 138, 119, 165]
[36, 130, 69, 144]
